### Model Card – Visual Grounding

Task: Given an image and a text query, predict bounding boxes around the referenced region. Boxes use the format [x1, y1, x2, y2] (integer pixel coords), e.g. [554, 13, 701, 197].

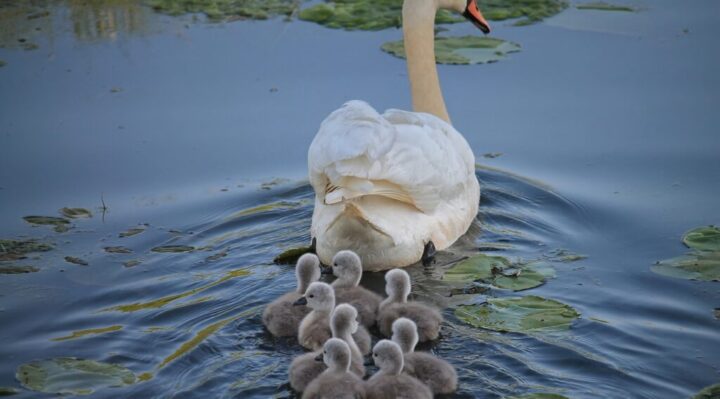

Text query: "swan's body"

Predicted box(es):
[308, 0, 490, 271]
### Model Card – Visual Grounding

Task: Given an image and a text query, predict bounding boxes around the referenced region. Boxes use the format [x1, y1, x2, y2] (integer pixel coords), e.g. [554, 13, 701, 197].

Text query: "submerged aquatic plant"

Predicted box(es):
[147, 0, 299, 21]
[382, 35, 520, 65]
[16, 358, 136, 395]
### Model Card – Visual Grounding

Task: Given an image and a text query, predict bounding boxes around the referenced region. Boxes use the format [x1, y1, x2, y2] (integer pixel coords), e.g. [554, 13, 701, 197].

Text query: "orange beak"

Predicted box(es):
[463, 0, 491, 34]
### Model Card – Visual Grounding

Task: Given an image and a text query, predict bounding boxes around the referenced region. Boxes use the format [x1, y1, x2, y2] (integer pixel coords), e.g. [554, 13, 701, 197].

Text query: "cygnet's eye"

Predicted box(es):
[373, 353, 377, 357]
[333, 263, 338, 267]
[309, 294, 315, 298]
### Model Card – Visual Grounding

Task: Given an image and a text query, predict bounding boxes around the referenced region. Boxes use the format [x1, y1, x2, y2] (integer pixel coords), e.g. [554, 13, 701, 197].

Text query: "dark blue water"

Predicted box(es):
[1, 1, 719, 398]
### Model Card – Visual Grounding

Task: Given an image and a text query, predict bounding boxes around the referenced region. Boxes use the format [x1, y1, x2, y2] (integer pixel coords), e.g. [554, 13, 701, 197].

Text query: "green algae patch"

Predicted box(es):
[576, 2, 635, 12]
[59, 207, 92, 219]
[652, 226, 720, 282]
[480, 0, 568, 26]
[104, 246, 132, 254]
[506, 394, 569, 399]
[455, 295, 580, 333]
[693, 383, 720, 399]
[683, 226, 720, 252]
[444, 254, 554, 291]
[0, 265, 39, 274]
[274, 246, 313, 264]
[23, 216, 71, 232]
[148, 0, 298, 21]
[299, 0, 461, 31]
[151, 245, 195, 253]
[231, 201, 302, 219]
[0, 239, 52, 261]
[52, 325, 123, 342]
[16, 358, 135, 395]
[119, 227, 145, 238]
[382, 36, 520, 65]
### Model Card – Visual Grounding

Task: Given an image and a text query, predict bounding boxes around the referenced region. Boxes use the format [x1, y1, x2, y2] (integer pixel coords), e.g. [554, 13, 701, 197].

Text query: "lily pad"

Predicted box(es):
[149, 0, 298, 21]
[273, 246, 313, 264]
[64, 256, 88, 266]
[123, 260, 142, 268]
[104, 246, 132, 254]
[576, 2, 635, 12]
[444, 255, 553, 291]
[693, 383, 720, 399]
[59, 207, 92, 219]
[119, 227, 145, 238]
[381, 36, 520, 65]
[151, 245, 195, 253]
[455, 295, 580, 333]
[683, 226, 720, 252]
[0, 387, 19, 395]
[23, 216, 71, 232]
[299, 0, 462, 31]
[16, 358, 135, 395]
[652, 252, 720, 282]
[0, 266, 39, 274]
[480, 0, 568, 26]
[0, 239, 52, 261]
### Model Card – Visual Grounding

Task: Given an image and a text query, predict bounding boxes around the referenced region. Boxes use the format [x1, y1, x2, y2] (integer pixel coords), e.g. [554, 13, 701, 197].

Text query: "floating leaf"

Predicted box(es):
[104, 246, 132, 254]
[123, 260, 142, 268]
[151, 245, 194, 253]
[455, 295, 580, 333]
[119, 228, 145, 238]
[0, 239, 52, 261]
[0, 266, 39, 274]
[444, 255, 553, 291]
[693, 383, 720, 399]
[576, 2, 635, 11]
[273, 246, 313, 264]
[59, 207, 92, 219]
[64, 256, 88, 266]
[16, 358, 135, 395]
[0, 387, 18, 395]
[382, 36, 520, 65]
[52, 326, 123, 342]
[149, 0, 298, 20]
[652, 252, 720, 282]
[546, 249, 587, 262]
[683, 226, 720, 252]
[23, 216, 71, 232]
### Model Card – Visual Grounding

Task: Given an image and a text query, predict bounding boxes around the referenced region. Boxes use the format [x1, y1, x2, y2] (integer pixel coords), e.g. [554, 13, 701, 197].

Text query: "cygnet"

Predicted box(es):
[365, 340, 432, 399]
[302, 338, 366, 399]
[377, 269, 442, 342]
[331, 250, 381, 328]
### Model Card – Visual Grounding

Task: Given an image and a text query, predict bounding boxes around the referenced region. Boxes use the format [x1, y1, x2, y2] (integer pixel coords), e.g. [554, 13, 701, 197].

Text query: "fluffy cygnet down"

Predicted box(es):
[365, 340, 432, 399]
[302, 338, 367, 399]
[289, 303, 366, 392]
[377, 269, 442, 342]
[392, 317, 457, 395]
[262, 253, 321, 337]
[331, 250, 381, 328]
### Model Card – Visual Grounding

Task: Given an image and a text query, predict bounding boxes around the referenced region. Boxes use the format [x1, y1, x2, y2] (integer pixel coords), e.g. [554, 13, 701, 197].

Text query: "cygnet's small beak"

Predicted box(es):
[320, 266, 334, 275]
[463, 0, 491, 34]
[293, 297, 308, 306]
[314, 353, 324, 362]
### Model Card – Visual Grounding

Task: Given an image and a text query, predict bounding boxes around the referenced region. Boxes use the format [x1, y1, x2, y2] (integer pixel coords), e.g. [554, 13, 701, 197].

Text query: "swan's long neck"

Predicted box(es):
[402, 0, 465, 123]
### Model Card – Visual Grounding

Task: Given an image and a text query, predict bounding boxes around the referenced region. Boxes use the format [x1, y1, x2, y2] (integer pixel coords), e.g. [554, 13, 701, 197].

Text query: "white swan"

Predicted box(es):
[308, 0, 491, 271]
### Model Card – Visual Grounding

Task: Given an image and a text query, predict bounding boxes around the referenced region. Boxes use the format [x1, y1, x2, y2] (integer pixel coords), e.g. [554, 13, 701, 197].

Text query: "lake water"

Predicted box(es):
[1, 0, 719, 398]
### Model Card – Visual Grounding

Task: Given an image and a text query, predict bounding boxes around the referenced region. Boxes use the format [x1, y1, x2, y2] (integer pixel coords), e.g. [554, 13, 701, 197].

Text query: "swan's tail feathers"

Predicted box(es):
[323, 177, 418, 209]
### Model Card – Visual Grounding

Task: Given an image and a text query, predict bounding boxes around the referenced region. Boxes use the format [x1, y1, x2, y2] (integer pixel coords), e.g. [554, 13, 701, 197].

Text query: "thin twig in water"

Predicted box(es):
[100, 192, 108, 223]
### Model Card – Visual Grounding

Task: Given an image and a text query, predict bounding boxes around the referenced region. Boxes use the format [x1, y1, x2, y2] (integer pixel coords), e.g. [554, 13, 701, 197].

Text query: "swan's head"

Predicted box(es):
[372, 339, 404, 375]
[385, 269, 411, 301]
[391, 317, 419, 354]
[331, 303, 360, 337]
[331, 250, 363, 287]
[296, 253, 321, 294]
[318, 338, 352, 372]
[295, 282, 335, 311]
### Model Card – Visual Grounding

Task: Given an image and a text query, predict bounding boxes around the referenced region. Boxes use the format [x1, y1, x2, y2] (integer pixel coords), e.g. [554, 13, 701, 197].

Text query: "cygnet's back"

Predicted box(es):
[377, 269, 442, 342]
[365, 340, 432, 399]
[331, 250, 381, 328]
[262, 254, 320, 337]
[302, 338, 366, 399]
[392, 318, 457, 395]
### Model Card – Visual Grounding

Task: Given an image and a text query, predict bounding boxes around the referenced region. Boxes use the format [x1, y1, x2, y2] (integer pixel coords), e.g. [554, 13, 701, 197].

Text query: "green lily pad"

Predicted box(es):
[652, 252, 720, 282]
[59, 207, 92, 219]
[104, 246, 132, 254]
[273, 246, 313, 264]
[576, 2, 635, 12]
[299, 0, 461, 31]
[23, 216, 71, 232]
[481, 0, 568, 26]
[693, 383, 720, 399]
[444, 255, 553, 291]
[382, 36, 521, 65]
[683, 226, 720, 252]
[0, 265, 39, 274]
[151, 245, 195, 253]
[506, 394, 569, 399]
[0, 239, 53, 261]
[119, 227, 145, 238]
[16, 358, 136, 395]
[455, 295, 580, 333]
[149, 0, 298, 21]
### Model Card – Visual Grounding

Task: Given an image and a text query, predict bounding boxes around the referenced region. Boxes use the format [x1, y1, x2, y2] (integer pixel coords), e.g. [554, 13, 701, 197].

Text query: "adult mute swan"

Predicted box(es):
[308, 0, 490, 271]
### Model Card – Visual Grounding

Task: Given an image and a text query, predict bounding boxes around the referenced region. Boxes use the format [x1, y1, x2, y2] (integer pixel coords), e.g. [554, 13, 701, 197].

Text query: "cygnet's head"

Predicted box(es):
[331, 303, 360, 337]
[391, 317, 418, 354]
[296, 282, 335, 311]
[331, 250, 362, 287]
[318, 338, 351, 371]
[384, 269, 411, 301]
[296, 253, 321, 293]
[372, 339, 404, 375]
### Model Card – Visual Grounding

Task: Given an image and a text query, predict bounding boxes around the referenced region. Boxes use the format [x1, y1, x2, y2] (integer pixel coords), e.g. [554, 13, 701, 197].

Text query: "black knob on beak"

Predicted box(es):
[293, 297, 307, 306]
[314, 353, 324, 362]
